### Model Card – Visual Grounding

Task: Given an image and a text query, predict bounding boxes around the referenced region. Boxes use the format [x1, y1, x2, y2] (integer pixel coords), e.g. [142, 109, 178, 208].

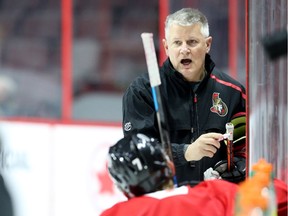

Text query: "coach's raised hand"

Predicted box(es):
[184, 133, 223, 161]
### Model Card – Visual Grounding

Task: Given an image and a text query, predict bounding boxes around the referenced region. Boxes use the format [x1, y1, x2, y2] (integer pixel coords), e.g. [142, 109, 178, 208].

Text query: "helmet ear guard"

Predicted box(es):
[107, 133, 174, 198]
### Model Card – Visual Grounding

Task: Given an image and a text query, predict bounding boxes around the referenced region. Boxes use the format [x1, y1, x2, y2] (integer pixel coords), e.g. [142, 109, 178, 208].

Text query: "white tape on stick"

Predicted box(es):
[141, 33, 161, 87]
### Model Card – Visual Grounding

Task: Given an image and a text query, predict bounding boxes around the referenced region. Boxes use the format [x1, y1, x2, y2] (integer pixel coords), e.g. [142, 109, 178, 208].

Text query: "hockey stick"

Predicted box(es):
[225, 122, 234, 172]
[140, 33, 174, 163]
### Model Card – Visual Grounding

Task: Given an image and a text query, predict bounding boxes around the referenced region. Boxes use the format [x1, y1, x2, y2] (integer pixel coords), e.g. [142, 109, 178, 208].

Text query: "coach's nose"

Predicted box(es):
[180, 46, 191, 55]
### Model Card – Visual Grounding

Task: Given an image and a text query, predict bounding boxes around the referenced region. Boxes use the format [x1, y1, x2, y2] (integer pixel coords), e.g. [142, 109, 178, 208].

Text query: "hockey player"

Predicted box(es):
[100, 133, 239, 216]
[100, 133, 287, 216]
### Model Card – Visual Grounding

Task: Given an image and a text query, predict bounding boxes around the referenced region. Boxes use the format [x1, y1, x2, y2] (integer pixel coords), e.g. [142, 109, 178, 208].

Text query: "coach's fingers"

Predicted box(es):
[184, 133, 222, 161]
[202, 133, 223, 147]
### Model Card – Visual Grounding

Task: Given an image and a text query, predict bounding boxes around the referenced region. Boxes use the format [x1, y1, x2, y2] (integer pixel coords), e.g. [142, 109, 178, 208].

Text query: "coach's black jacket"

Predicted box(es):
[122, 54, 246, 186]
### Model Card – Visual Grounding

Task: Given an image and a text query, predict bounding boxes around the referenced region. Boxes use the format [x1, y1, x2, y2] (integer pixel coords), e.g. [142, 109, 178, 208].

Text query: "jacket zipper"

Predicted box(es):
[191, 93, 199, 142]
[194, 93, 199, 137]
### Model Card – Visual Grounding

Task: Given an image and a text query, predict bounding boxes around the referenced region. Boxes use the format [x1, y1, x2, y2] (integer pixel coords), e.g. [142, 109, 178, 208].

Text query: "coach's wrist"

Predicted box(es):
[184, 144, 194, 161]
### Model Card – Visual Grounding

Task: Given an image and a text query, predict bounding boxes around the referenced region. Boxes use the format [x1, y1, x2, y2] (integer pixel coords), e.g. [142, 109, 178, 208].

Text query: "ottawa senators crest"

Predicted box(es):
[210, 92, 228, 116]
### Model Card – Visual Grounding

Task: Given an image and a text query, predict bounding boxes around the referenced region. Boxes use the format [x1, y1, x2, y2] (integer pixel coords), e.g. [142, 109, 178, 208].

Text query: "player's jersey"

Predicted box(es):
[274, 178, 288, 216]
[100, 180, 238, 216]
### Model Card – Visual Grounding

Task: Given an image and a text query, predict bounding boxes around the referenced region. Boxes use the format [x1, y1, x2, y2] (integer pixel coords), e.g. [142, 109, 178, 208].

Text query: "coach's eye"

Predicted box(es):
[187, 40, 198, 46]
[174, 41, 182, 46]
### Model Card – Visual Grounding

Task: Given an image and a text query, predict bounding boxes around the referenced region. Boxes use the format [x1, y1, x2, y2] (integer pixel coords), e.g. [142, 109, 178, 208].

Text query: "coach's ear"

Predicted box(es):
[205, 36, 212, 53]
[162, 39, 169, 56]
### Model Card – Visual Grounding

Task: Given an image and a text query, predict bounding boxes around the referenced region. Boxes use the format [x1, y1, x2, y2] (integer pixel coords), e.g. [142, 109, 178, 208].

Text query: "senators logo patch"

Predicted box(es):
[210, 92, 228, 117]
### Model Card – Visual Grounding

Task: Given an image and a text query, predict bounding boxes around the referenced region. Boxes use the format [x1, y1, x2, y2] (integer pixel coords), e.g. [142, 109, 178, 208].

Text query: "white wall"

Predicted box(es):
[0, 121, 126, 216]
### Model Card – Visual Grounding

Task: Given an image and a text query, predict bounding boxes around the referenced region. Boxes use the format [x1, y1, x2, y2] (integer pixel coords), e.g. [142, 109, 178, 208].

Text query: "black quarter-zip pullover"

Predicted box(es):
[122, 54, 246, 186]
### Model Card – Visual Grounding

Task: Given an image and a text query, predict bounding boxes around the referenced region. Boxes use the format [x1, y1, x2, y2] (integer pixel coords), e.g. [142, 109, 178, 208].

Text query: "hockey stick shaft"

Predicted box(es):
[151, 87, 173, 159]
[225, 123, 234, 172]
[141, 33, 173, 162]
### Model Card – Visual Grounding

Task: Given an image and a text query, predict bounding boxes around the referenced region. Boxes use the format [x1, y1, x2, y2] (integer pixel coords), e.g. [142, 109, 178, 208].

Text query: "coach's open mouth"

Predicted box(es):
[181, 59, 192, 65]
